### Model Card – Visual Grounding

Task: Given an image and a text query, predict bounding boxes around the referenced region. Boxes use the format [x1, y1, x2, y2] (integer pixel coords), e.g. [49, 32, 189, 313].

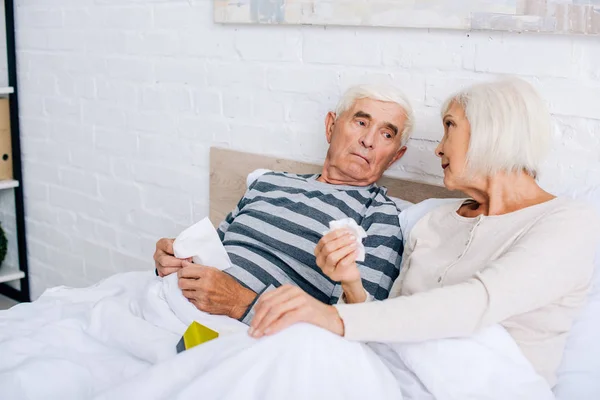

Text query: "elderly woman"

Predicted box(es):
[249, 77, 600, 387]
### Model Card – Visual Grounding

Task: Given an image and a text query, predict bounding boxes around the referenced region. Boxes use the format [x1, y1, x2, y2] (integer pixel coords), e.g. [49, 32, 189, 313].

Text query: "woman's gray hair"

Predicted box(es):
[336, 84, 414, 146]
[441, 77, 552, 178]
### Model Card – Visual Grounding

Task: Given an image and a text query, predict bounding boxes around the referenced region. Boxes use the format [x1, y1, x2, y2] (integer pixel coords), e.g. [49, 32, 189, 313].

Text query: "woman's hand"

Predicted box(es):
[315, 229, 366, 303]
[249, 285, 344, 339]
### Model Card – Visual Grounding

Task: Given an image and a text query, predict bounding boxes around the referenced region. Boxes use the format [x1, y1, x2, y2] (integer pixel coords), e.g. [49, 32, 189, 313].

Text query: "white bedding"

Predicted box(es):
[0, 270, 552, 400]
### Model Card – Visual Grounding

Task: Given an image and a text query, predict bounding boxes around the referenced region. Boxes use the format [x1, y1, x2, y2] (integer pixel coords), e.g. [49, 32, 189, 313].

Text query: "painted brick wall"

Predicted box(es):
[9, 0, 600, 298]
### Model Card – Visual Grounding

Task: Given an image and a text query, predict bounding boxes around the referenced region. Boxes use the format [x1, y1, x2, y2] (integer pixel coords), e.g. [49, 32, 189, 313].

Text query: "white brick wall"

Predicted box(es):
[6, 0, 600, 298]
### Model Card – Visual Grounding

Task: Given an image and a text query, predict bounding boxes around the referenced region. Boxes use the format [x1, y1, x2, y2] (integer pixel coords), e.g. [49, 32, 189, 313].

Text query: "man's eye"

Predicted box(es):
[357, 120, 366, 127]
[383, 132, 392, 139]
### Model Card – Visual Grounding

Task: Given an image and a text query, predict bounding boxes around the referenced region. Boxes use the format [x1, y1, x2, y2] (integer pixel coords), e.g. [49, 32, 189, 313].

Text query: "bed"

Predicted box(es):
[0, 146, 598, 399]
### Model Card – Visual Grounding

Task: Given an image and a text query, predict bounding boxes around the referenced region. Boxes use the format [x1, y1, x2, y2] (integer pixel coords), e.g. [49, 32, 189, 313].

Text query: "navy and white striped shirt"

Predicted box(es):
[217, 172, 404, 324]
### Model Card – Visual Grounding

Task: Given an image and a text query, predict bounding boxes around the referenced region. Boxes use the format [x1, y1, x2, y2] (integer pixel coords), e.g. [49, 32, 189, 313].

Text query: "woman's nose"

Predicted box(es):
[434, 143, 444, 158]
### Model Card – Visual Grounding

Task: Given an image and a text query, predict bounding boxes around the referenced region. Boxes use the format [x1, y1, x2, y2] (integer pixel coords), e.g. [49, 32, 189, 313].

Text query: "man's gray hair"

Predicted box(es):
[441, 77, 552, 178]
[335, 84, 414, 146]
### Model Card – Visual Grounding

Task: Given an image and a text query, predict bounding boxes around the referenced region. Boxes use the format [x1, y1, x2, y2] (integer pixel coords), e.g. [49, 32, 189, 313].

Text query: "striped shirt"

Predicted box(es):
[217, 172, 404, 324]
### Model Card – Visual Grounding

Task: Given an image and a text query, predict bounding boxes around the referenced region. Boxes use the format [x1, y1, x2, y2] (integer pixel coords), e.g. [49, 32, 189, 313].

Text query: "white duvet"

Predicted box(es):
[0, 271, 553, 400]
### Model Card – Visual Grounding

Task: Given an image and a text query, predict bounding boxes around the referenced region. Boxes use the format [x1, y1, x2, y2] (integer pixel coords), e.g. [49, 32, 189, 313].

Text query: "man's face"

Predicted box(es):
[323, 98, 408, 186]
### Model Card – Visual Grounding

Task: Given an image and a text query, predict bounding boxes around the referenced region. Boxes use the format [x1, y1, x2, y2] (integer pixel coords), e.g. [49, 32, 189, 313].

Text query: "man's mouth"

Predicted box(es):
[352, 153, 370, 164]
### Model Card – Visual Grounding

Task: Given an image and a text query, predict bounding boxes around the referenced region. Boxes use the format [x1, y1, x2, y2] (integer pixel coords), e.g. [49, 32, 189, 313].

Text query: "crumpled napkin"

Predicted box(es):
[166, 217, 247, 334]
[323, 218, 367, 262]
[172, 217, 232, 270]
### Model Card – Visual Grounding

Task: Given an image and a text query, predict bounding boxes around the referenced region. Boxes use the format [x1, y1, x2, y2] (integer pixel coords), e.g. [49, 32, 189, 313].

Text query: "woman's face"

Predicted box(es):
[434, 101, 471, 191]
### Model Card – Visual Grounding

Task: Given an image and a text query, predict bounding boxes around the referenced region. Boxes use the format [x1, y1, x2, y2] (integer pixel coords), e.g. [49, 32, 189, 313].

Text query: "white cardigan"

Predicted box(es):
[335, 197, 600, 386]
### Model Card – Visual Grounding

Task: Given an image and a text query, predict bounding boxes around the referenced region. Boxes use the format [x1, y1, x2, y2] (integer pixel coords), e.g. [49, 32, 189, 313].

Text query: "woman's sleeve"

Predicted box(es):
[335, 205, 600, 343]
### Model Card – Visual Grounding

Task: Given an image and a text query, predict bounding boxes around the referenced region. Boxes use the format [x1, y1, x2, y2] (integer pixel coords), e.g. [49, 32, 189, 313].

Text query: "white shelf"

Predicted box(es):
[0, 268, 24, 284]
[0, 180, 18, 190]
[0, 87, 13, 95]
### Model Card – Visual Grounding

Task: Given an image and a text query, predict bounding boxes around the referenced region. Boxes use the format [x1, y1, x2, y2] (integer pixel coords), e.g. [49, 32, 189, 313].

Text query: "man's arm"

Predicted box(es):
[237, 284, 278, 324]
[345, 207, 403, 302]
[176, 181, 264, 321]
[217, 177, 259, 240]
[178, 262, 258, 319]
[216, 205, 239, 241]
[335, 206, 600, 343]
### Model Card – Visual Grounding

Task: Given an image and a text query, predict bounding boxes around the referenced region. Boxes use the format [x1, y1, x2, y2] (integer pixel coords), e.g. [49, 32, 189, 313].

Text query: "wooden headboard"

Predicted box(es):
[209, 147, 463, 226]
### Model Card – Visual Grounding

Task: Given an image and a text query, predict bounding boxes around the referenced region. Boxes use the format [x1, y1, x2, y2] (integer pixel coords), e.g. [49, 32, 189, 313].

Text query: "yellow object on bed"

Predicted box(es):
[176, 321, 219, 353]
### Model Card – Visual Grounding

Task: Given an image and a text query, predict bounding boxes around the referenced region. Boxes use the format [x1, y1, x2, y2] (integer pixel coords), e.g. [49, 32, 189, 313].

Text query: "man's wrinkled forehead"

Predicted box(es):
[343, 98, 405, 136]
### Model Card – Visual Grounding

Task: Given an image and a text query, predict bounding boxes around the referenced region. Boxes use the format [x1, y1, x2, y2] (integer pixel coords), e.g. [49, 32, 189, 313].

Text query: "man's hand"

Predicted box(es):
[154, 238, 190, 277]
[249, 285, 344, 339]
[178, 261, 257, 319]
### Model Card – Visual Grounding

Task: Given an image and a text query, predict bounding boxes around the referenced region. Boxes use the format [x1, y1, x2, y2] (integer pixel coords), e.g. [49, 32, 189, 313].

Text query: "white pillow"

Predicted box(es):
[389, 197, 414, 212]
[399, 190, 600, 399]
[246, 169, 272, 188]
[399, 198, 460, 240]
[553, 185, 600, 399]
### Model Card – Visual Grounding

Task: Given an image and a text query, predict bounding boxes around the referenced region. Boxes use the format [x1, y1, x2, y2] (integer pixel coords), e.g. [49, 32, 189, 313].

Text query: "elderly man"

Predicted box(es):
[154, 84, 414, 325]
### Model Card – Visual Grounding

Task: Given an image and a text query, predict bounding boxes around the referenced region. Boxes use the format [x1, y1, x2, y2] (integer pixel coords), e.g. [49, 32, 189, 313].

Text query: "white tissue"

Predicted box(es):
[172, 217, 232, 270]
[323, 218, 367, 262]
[164, 217, 246, 336]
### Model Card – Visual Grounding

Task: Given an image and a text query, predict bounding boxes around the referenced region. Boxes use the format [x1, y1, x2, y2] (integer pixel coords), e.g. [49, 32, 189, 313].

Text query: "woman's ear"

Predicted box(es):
[325, 111, 336, 144]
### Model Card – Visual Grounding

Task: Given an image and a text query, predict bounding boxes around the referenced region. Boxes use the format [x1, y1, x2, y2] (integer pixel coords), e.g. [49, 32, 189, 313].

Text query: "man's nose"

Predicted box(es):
[359, 129, 377, 149]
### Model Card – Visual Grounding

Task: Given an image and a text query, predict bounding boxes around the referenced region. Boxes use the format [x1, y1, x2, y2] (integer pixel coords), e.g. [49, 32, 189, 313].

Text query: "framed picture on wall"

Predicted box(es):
[214, 0, 600, 35]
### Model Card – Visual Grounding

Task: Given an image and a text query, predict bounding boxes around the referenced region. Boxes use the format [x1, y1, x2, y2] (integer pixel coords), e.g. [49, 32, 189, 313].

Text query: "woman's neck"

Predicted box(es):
[461, 171, 555, 216]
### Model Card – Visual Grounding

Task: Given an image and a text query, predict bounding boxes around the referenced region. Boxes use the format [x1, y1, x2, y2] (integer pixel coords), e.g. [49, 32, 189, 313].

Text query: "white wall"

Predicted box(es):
[12, 0, 600, 298]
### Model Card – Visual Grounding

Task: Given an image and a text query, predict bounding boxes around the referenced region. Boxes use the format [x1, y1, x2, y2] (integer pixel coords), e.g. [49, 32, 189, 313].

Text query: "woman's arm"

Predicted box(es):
[250, 204, 599, 341]
[336, 205, 600, 342]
